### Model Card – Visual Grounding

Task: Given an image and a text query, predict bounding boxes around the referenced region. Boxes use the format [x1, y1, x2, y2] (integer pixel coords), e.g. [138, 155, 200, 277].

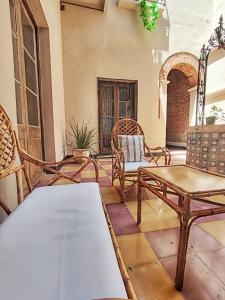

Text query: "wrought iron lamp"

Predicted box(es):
[196, 15, 225, 125]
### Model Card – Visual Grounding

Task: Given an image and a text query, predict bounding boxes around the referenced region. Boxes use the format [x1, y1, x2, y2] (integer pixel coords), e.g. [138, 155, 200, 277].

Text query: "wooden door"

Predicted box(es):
[98, 79, 138, 154]
[10, 0, 43, 184]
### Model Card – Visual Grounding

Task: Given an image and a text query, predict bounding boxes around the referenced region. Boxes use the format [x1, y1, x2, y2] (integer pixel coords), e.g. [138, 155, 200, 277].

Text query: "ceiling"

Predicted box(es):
[61, 0, 106, 11]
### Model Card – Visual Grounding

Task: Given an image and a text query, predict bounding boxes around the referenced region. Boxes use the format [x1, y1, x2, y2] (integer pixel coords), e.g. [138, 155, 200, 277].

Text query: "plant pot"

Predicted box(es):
[72, 149, 90, 163]
[205, 115, 216, 125]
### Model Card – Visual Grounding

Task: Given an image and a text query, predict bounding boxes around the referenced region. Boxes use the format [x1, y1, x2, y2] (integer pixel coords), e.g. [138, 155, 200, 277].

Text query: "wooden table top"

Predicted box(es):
[141, 165, 225, 194]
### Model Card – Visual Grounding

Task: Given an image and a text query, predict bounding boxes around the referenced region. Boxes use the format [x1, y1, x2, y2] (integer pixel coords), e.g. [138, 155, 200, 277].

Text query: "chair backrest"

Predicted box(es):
[0, 105, 17, 176]
[111, 118, 145, 148]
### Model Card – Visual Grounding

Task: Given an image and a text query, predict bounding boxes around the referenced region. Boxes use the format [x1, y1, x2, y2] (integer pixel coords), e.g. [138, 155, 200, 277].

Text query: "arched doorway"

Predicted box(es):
[160, 52, 198, 147]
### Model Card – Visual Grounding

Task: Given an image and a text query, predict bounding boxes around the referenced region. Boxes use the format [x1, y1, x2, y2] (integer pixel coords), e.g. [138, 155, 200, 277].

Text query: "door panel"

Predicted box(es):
[98, 79, 138, 154]
[10, 0, 43, 185]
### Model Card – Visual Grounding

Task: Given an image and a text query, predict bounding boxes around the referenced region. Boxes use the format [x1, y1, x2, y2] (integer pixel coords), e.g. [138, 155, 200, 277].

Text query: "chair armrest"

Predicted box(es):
[145, 144, 171, 165]
[0, 199, 11, 215]
[111, 141, 125, 172]
[18, 147, 99, 186]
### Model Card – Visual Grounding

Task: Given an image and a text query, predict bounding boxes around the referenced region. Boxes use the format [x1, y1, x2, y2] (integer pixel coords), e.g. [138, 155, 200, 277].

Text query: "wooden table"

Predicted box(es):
[137, 164, 225, 290]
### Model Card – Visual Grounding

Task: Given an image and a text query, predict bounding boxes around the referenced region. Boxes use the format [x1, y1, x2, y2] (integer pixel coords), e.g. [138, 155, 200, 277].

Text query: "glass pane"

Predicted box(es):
[106, 85, 114, 101]
[102, 118, 113, 147]
[24, 51, 37, 93]
[21, 8, 35, 58]
[119, 102, 127, 118]
[120, 85, 130, 101]
[12, 35, 20, 81]
[9, 0, 17, 34]
[15, 81, 22, 124]
[26, 89, 39, 126]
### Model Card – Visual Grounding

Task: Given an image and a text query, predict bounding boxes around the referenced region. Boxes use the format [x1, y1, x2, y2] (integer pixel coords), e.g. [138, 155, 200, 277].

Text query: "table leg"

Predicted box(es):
[175, 196, 191, 291]
[178, 196, 183, 208]
[137, 180, 142, 224]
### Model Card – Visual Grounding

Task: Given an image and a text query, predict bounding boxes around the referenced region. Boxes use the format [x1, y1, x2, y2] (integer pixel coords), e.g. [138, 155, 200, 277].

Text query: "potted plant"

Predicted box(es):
[140, 0, 160, 32]
[66, 118, 96, 161]
[205, 105, 225, 125]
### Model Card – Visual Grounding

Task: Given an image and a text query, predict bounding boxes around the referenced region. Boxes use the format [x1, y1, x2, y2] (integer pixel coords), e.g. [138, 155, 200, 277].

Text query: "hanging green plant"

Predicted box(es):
[140, 0, 160, 32]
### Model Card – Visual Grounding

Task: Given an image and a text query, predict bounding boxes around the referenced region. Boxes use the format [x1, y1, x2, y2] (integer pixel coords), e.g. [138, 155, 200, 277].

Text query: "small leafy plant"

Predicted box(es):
[140, 0, 160, 32]
[67, 118, 96, 152]
[209, 105, 225, 122]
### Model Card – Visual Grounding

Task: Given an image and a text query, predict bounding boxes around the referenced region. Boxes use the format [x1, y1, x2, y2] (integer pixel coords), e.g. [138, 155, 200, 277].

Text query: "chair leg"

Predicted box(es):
[120, 176, 125, 203]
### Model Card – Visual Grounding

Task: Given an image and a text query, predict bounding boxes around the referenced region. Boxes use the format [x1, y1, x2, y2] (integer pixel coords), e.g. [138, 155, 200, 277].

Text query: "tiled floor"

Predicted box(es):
[40, 150, 225, 299]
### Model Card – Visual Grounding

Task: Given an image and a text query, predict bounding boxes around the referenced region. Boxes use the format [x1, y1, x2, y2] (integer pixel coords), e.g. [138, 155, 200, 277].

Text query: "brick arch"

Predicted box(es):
[160, 52, 199, 87]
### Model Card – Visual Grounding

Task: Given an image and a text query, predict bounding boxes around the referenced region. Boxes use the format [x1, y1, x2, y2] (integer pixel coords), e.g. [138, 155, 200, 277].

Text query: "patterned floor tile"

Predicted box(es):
[106, 170, 112, 176]
[81, 169, 107, 178]
[200, 220, 225, 246]
[125, 200, 154, 216]
[98, 159, 111, 165]
[107, 204, 140, 235]
[117, 233, 158, 268]
[145, 198, 177, 213]
[98, 176, 112, 187]
[107, 203, 130, 217]
[101, 163, 112, 171]
[197, 247, 225, 286]
[128, 261, 184, 300]
[137, 212, 169, 232]
[161, 254, 225, 300]
[100, 186, 121, 204]
[145, 225, 224, 260]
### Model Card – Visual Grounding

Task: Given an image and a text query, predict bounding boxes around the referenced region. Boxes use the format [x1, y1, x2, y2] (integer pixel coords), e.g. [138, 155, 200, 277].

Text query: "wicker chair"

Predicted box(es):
[111, 118, 171, 202]
[0, 105, 99, 210]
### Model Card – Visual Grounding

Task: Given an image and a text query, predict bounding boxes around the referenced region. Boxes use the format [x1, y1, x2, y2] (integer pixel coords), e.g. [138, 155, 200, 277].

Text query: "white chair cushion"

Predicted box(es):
[125, 160, 151, 172]
[118, 135, 144, 162]
[0, 183, 127, 300]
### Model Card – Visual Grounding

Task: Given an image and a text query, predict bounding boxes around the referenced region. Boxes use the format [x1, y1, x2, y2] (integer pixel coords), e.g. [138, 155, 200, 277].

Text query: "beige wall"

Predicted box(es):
[0, 0, 18, 217]
[61, 0, 213, 150]
[40, 0, 66, 160]
[0, 0, 66, 218]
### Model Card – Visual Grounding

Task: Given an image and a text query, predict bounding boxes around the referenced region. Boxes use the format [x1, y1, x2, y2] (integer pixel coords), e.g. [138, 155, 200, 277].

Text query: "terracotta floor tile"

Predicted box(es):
[194, 213, 225, 223]
[100, 186, 121, 204]
[126, 200, 153, 217]
[81, 169, 107, 178]
[197, 247, 225, 286]
[107, 204, 140, 235]
[137, 212, 169, 232]
[142, 189, 158, 200]
[200, 220, 225, 246]
[60, 165, 80, 172]
[145, 198, 176, 213]
[162, 254, 225, 300]
[145, 227, 179, 259]
[117, 233, 157, 267]
[106, 170, 112, 176]
[145, 225, 223, 260]
[106, 203, 129, 217]
[128, 261, 184, 300]
[63, 171, 81, 179]
[209, 195, 225, 204]
[110, 214, 141, 236]
[137, 205, 179, 232]
[101, 164, 112, 171]
[125, 185, 138, 202]
[98, 177, 112, 187]
[53, 178, 78, 185]
[98, 159, 111, 165]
